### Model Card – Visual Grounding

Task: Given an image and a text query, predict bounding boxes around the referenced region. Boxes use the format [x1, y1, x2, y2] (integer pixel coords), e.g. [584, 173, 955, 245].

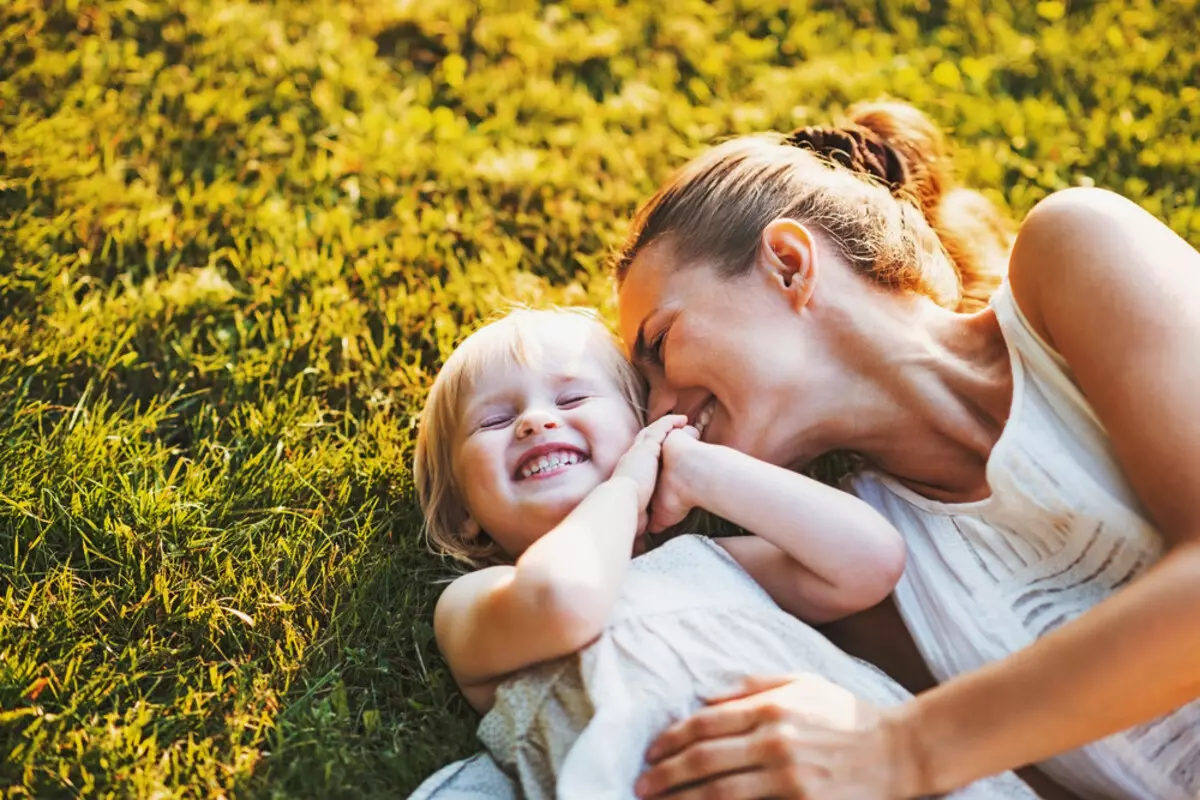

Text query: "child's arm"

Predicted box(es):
[434, 415, 687, 712]
[651, 428, 905, 623]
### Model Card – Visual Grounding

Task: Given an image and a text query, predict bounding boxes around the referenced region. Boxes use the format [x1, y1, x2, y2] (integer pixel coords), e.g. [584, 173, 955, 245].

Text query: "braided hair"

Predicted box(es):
[784, 125, 909, 196]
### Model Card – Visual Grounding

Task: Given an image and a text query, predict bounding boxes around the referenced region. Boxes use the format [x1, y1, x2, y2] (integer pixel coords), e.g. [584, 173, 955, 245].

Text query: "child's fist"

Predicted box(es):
[612, 414, 689, 517]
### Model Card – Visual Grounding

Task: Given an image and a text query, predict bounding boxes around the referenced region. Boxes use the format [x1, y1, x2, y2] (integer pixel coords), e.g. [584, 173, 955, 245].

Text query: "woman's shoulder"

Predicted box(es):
[1006, 187, 1170, 349]
[1011, 186, 1146, 262]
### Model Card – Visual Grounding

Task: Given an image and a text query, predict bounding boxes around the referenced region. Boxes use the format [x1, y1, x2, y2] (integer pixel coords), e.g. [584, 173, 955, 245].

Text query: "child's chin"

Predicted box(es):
[535, 483, 601, 519]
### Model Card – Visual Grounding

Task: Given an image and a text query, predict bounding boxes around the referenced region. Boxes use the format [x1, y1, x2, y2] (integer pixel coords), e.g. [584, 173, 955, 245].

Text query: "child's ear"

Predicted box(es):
[460, 516, 502, 565]
[461, 517, 482, 539]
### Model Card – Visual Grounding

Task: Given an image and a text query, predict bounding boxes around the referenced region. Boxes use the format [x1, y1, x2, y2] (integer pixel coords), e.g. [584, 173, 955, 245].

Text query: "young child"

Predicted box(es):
[408, 308, 1035, 799]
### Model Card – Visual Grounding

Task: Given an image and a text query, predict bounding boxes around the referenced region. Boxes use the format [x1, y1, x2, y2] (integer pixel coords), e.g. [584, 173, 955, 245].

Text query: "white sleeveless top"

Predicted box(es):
[850, 281, 1199, 800]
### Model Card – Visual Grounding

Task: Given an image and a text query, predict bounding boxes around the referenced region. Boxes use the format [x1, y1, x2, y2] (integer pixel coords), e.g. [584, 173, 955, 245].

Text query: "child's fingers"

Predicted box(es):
[647, 414, 687, 436]
[619, 416, 688, 491]
[669, 425, 700, 442]
[641, 414, 688, 444]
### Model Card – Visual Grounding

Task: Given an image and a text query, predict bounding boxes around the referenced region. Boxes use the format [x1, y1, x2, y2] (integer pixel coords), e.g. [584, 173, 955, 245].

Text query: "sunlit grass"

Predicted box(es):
[2, 0, 1197, 795]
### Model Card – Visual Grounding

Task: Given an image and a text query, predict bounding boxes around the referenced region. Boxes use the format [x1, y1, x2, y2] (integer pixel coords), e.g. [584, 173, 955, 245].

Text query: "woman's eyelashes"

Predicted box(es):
[648, 327, 668, 368]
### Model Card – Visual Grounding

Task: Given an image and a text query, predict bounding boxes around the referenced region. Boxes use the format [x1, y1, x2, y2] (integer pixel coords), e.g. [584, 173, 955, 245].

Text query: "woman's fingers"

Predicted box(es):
[636, 736, 762, 798]
[647, 766, 793, 800]
[640, 676, 895, 800]
[639, 722, 815, 799]
[702, 675, 798, 705]
[646, 700, 765, 763]
[707, 674, 865, 730]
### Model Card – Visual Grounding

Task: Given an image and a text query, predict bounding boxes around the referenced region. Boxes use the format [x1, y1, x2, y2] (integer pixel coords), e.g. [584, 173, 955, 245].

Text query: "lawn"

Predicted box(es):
[2, 0, 1198, 796]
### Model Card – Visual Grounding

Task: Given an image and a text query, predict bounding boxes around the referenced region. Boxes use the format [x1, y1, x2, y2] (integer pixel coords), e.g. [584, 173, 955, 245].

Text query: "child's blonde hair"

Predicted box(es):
[413, 308, 647, 568]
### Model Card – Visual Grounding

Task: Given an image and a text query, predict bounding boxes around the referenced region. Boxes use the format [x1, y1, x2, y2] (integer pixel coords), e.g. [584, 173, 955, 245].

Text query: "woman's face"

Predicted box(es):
[617, 231, 825, 467]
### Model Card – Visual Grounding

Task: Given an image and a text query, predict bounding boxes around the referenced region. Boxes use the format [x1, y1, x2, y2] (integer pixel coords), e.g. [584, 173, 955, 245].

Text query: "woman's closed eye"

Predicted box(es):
[648, 327, 669, 368]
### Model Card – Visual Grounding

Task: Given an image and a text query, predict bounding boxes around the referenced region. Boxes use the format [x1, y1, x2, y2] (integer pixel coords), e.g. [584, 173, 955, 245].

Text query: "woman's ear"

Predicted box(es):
[758, 218, 819, 311]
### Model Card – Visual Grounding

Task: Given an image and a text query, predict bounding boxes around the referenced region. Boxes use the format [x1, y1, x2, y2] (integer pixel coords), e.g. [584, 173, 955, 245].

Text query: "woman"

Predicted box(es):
[615, 101, 1200, 800]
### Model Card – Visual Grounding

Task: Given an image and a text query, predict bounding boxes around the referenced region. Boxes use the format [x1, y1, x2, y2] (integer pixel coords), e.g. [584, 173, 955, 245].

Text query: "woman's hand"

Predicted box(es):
[647, 425, 706, 533]
[612, 414, 690, 531]
[635, 674, 917, 800]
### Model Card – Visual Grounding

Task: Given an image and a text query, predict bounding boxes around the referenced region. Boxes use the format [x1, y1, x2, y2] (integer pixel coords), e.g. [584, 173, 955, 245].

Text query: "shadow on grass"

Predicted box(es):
[242, 507, 483, 798]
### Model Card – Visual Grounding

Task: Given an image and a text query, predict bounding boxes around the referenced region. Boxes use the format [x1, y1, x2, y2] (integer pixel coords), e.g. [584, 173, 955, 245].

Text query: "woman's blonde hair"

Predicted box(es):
[413, 307, 646, 568]
[613, 100, 1014, 313]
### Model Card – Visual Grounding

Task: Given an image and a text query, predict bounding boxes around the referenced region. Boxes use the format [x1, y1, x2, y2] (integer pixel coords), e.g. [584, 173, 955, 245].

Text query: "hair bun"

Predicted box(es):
[784, 125, 909, 194]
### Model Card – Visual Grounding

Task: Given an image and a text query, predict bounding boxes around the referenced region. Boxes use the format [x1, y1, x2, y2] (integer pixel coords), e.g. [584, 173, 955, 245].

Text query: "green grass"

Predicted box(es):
[2, 0, 1198, 796]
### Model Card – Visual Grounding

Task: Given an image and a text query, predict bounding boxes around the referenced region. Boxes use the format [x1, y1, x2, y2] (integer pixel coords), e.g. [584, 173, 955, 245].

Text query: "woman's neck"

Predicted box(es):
[808, 292, 1015, 503]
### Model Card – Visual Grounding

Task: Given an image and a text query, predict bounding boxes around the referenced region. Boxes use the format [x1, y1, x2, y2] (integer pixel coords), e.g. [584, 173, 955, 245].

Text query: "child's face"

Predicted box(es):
[453, 326, 641, 557]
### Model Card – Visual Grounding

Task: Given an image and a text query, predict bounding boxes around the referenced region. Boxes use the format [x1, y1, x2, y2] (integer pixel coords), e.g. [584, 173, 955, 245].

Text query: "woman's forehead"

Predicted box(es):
[617, 249, 673, 345]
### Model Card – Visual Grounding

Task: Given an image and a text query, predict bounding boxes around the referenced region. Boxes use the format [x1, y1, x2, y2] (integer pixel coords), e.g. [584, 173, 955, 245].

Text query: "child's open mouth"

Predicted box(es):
[514, 447, 589, 480]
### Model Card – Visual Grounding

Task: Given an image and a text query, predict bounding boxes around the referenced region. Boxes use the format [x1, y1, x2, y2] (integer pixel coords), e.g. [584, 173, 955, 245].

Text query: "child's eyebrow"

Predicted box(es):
[459, 369, 602, 418]
[549, 372, 606, 389]
[459, 391, 510, 423]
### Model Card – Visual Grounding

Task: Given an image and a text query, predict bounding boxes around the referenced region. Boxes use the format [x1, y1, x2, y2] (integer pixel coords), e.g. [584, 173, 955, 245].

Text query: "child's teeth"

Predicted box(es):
[519, 450, 586, 478]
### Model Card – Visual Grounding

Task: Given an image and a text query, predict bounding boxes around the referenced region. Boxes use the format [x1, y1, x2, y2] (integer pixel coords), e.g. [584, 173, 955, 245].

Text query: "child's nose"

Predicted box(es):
[516, 408, 561, 438]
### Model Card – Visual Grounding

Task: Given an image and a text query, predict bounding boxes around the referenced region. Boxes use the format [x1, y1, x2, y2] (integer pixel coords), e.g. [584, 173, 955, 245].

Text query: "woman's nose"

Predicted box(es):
[516, 408, 561, 439]
[647, 383, 678, 422]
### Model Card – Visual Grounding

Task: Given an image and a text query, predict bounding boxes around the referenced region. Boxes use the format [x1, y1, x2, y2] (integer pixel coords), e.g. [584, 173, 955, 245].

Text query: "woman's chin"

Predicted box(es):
[707, 418, 789, 466]
[713, 424, 761, 460]
[738, 431, 793, 468]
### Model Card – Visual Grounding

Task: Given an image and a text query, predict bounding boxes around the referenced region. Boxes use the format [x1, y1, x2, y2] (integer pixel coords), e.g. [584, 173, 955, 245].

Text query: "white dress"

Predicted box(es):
[409, 534, 1036, 799]
[849, 280, 1199, 800]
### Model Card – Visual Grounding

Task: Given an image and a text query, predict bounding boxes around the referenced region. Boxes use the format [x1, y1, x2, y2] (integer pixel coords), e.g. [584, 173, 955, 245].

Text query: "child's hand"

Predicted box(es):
[647, 426, 705, 533]
[612, 414, 689, 526]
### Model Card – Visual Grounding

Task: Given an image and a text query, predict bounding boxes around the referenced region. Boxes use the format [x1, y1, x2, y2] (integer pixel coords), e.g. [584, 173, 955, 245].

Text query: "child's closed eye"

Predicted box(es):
[478, 414, 515, 430]
[556, 394, 591, 408]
